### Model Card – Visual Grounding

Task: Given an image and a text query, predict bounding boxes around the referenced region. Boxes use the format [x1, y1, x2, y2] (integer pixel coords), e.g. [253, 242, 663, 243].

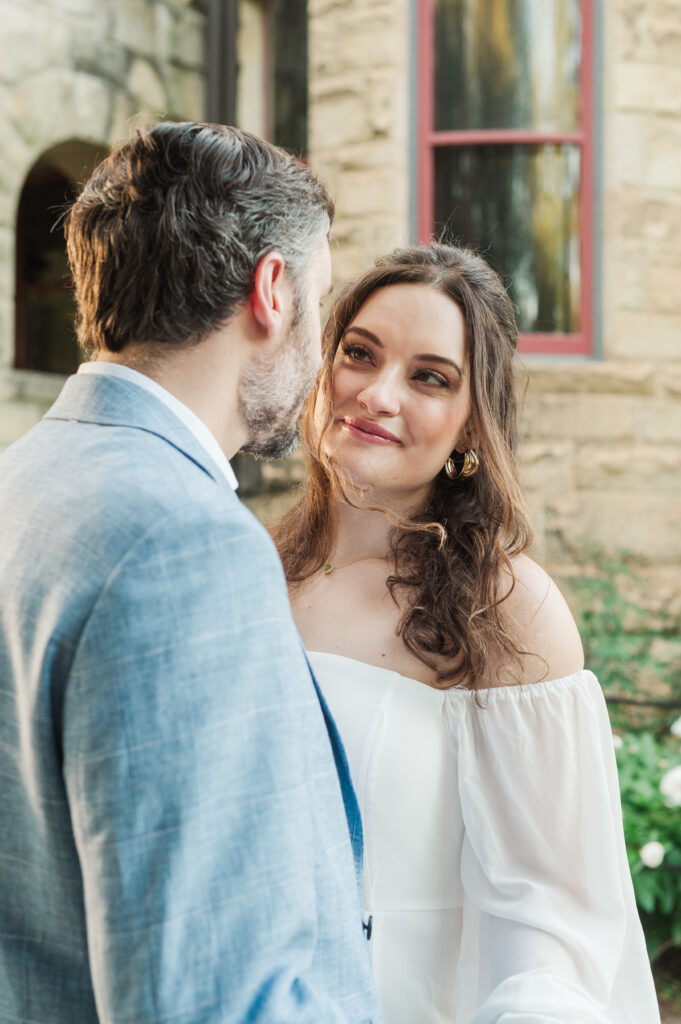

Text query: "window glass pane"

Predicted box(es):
[270, 0, 308, 154]
[434, 0, 582, 131]
[434, 144, 581, 332]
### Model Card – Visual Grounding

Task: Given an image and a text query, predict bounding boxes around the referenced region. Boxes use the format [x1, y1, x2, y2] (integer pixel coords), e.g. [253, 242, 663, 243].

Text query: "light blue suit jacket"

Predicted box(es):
[0, 373, 381, 1023]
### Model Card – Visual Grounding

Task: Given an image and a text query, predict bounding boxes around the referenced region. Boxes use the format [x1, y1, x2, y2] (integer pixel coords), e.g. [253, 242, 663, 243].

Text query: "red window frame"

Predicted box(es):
[417, 0, 595, 356]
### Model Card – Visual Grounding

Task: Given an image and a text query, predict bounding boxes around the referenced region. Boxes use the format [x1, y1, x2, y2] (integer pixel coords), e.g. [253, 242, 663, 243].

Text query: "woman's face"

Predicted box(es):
[326, 283, 472, 507]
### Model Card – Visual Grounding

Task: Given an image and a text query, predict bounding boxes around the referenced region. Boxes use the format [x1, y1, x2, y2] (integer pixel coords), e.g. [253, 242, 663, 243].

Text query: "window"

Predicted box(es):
[14, 165, 79, 376]
[268, 0, 308, 155]
[418, 0, 595, 354]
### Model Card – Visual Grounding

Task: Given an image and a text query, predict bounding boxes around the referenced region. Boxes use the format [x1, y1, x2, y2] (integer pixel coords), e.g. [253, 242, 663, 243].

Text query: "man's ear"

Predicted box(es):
[250, 251, 289, 338]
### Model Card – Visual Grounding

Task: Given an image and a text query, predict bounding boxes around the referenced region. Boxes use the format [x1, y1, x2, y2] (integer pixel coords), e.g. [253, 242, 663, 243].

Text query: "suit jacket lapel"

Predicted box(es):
[303, 652, 365, 894]
[43, 373, 233, 491]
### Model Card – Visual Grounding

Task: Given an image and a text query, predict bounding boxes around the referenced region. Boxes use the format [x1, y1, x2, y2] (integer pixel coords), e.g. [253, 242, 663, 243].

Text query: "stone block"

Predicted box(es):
[9, 70, 113, 154]
[166, 66, 204, 121]
[648, 396, 681, 444]
[647, 119, 681, 192]
[610, 112, 681, 193]
[355, 216, 408, 260]
[608, 113, 650, 189]
[605, 311, 681, 361]
[575, 443, 681, 491]
[128, 58, 167, 112]
[330, 138, 407, 173]
[334, 165, 405, 219]
[0, 114, 33, 209]
[631, 565, 681, 618]
[0, 399, 49, 448]
[309, 71, 365, 102]
[543, 489, 681, 565]
[0, 2, 70, 85]
[71, 35, 128, 85]
[649, 263, 681, 314]
[613, 1, 681, 68]
[605, 243, 654, 314]
[310, 93, 371, 149]
[524, 360, 656, 395]
[664, 366, 681, 396]
[108, 94, 146, 145]
[330, 243, 368, 284]
[522, 393, 645, 443]
[235, 0, 267, 136]
[113, 0, 157, 57]
[168, 7, 203, 69]
[519, 441, 576, 494]
[605, 188, 681, 247]
[615, 60, 681, 116]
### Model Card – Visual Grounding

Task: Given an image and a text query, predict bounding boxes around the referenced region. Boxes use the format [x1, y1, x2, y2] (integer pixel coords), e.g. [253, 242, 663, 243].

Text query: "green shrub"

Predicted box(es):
[565, 546, 681, 959]
[615, 727, 681, 960]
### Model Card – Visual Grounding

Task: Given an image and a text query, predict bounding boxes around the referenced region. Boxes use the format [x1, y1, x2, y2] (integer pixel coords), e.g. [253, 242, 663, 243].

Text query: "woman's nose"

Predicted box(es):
[357, 373, 401, 416]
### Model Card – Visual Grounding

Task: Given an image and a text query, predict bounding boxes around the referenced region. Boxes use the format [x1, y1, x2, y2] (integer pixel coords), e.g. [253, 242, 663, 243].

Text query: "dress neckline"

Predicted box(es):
[306, 649, 594, 702]
[307, 649, 444, 700]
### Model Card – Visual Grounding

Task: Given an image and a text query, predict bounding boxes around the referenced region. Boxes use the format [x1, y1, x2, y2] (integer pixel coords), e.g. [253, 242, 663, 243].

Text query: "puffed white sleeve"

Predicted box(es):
[445, 670, 660, 1024]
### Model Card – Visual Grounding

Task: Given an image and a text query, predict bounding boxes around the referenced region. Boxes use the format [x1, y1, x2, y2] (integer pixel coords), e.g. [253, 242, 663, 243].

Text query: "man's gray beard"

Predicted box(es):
[237, 298, 317, 461]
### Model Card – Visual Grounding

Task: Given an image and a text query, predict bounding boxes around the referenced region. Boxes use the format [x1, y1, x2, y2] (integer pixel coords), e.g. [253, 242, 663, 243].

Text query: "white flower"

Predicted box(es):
[612, 734, 624, 750]
[660, 765, 681, 807]
[640, 841, 665, 868]
[671, 716, 681, 738]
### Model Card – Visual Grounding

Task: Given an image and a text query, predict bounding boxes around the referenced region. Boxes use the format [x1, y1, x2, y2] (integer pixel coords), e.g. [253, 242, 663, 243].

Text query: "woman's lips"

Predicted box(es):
[339, 417, 401, 445]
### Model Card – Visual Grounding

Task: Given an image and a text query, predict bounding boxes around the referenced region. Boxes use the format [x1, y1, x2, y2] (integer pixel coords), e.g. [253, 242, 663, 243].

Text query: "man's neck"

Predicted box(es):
[94, 332, 247, 460]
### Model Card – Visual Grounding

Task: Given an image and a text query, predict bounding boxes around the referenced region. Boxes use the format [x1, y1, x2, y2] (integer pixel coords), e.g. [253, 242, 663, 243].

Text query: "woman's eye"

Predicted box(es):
[342, 343, 372, 362]
[414, 369, 449, 388]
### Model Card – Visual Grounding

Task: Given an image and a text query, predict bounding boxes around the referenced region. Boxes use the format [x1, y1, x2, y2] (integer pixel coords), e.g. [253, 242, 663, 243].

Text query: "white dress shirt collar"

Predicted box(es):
[77, 362, 239, 490]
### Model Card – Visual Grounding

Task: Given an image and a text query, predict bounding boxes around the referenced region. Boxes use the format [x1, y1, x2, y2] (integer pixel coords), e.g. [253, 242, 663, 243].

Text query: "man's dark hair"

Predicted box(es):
[65, 122, 334, 356]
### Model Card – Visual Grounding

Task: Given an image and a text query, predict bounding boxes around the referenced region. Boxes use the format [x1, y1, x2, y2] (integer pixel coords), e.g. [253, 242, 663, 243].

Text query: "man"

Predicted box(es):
[0, 122, 380, 1023]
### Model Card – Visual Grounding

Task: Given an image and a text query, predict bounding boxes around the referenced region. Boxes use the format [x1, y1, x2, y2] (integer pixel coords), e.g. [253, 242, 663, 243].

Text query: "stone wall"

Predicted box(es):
[0, 0, 205, 448]
[308, 0, 411, 282]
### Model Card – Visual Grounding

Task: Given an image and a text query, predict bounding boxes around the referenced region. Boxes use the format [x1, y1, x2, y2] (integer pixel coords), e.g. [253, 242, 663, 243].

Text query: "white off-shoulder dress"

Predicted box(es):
[308, 651, 661, 1024]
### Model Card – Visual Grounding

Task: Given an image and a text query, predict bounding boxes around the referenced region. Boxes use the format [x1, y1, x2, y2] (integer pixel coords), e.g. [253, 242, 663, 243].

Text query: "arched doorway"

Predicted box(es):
[14, 140, 104, 376]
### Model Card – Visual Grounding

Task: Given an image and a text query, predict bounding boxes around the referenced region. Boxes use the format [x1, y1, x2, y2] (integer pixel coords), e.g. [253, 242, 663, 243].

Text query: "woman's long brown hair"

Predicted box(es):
[272, 243, 534, 691]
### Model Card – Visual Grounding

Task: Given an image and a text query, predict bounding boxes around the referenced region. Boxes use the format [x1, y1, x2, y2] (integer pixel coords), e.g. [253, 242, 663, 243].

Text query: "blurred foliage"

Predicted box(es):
[615, 729, 681, 962]
[565, 546, 681, 969]
[567, 547, 681, 734]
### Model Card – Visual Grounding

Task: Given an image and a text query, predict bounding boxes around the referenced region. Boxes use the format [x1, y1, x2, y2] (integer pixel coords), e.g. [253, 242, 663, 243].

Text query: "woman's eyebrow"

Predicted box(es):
[344, 326, 383, 347]
[414, 353, 463, 378]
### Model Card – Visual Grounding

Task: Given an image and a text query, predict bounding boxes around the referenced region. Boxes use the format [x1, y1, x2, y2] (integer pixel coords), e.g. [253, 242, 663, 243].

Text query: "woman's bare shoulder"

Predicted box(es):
[484, 552, 585, 688]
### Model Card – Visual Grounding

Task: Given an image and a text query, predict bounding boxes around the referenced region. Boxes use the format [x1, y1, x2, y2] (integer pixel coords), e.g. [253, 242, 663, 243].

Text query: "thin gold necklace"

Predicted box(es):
[322, 554, 388, 576]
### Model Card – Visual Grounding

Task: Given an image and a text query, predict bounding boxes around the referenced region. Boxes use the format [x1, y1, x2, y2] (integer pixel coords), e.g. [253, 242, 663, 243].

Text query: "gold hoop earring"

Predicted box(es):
[444, 450, 480, 480]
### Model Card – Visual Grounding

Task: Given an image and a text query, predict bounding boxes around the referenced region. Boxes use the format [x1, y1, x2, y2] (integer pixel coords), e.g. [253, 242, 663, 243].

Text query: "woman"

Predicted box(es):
[273, 244, 660, 1023]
